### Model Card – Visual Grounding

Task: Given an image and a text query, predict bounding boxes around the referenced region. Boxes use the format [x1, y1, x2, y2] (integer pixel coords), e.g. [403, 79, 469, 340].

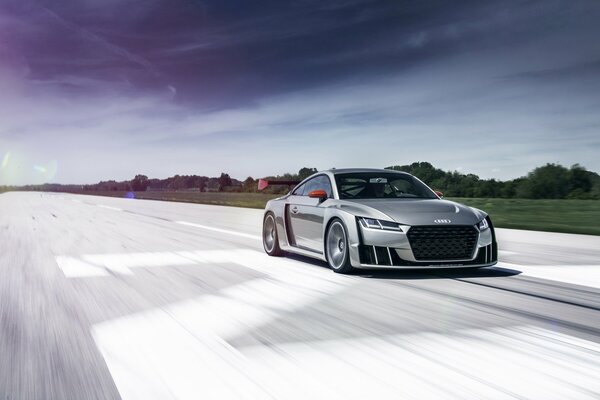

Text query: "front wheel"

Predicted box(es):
[263, 212, 283, 256]
[325, 219, 355, 274]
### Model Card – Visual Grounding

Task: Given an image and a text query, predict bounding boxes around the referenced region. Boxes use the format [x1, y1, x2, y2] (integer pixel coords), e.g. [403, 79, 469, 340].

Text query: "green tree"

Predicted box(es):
[131, 175, 149, 191]
[168, 175, 187, 190]
[298, 167, 318, 180]
[516, 163, 570, 199]
[242, 177, 256, 192]
[567, 164, 593, 198]
[218, 173, 232, 191]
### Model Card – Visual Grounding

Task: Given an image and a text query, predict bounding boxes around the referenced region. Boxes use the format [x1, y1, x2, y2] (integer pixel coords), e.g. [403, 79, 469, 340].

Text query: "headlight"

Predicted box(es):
[478, 218, 489, 231]
[359, 217, 403, 232]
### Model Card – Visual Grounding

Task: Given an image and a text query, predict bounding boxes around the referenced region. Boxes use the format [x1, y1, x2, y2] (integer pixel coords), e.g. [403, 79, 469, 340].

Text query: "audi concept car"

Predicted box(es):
[262, 168, 497, 273]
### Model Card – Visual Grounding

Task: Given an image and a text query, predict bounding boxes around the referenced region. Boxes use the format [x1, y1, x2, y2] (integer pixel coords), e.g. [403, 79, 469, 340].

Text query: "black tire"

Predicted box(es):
[263, 212, 283, 256]
[325, 218, 355, 274]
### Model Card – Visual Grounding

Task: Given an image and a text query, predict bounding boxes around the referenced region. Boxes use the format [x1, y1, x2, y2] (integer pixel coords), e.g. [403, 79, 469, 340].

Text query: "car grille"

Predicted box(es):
[407, 225, 478, 261]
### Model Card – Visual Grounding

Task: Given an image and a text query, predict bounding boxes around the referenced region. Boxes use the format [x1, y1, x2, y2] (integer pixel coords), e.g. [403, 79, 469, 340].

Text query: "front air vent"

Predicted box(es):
[358, 245, 391, 265]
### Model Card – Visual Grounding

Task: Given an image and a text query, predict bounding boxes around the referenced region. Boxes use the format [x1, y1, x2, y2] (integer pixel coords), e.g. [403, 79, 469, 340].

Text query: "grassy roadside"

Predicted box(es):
[69, 190, 280, 209]
[19, 190, 600, 236]
[450, 197, 600, 236]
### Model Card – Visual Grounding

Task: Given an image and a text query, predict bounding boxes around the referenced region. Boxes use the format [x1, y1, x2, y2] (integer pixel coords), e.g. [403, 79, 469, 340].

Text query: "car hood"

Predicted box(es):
[342, 198, 485, 226]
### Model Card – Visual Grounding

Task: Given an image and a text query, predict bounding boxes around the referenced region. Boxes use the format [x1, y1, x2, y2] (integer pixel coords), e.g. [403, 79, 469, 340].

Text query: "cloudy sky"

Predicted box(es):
[1, 0, 599, 185]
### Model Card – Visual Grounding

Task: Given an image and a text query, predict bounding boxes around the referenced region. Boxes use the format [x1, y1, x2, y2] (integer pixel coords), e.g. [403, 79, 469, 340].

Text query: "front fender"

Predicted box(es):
[322, 208, 361, 267]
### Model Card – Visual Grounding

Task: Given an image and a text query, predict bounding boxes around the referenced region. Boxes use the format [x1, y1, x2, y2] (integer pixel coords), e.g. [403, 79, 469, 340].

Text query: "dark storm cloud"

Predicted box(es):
[3, 0, 597, 105]
[0, 0, 507, 105]
[1, 0, 600, 184]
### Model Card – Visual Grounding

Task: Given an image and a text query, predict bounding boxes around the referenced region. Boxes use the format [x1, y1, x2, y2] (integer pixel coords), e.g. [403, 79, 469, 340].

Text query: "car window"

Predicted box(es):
[335, 173, 436, 199]
[291, 182, 305, 195]
[299, 175, 333, 197]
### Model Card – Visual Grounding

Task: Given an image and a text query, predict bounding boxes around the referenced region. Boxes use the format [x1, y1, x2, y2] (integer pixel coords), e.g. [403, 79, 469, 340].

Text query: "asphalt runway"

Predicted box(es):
[1, 192, 600, 400]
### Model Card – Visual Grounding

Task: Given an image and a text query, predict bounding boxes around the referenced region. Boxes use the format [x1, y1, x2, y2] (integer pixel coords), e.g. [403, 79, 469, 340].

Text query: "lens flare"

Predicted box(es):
[1, 152, 10, 169]
[32, 160, 58, 181]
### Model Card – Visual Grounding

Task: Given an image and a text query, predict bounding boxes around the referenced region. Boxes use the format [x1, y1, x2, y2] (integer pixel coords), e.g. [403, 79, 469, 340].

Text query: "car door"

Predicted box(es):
[288, 175, 333, 253]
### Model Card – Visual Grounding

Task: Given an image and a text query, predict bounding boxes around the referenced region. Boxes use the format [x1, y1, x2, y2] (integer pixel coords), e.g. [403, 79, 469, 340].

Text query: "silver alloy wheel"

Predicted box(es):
[327, 221, 347, 269]
[263, 214, 276, 252]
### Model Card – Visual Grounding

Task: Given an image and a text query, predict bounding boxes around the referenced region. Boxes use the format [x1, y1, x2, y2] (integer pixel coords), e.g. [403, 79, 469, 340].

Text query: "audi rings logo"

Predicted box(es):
[434, 219, 452, 224]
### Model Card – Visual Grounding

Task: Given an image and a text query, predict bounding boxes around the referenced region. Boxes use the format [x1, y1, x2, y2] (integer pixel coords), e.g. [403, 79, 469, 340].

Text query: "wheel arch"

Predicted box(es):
[322, 208, 362, 267]
[264, 199, 292, 249]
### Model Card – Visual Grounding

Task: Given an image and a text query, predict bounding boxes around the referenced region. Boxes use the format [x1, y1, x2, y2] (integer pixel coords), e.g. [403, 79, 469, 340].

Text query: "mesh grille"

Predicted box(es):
[407, 225, 478, 261]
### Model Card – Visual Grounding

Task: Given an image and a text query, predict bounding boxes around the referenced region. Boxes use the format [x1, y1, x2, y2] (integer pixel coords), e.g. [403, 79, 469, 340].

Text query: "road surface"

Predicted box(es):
[1, 192, 599, 399]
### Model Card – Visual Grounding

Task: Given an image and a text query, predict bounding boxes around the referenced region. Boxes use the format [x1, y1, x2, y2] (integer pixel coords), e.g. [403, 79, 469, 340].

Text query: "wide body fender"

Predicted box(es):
[264, 198, 362, 266]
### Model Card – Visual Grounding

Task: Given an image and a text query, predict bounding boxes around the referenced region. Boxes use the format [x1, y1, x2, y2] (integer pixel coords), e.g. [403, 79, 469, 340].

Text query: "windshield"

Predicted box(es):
[334, 172, 438, 200]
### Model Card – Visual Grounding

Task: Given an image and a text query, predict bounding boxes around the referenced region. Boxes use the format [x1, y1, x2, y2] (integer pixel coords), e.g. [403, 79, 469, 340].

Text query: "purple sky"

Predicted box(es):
[1, 0, 600, 185]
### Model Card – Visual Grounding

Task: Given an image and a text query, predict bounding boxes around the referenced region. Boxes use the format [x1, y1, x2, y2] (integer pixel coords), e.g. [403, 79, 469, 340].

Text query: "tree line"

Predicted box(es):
[0, 172, 241, 194]
[1, 163, 598, 199]
[386, 162, 600, 199]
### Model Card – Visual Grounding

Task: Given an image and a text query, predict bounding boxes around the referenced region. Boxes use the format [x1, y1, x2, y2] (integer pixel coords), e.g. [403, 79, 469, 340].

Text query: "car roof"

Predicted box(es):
[322, 168, 411, 176]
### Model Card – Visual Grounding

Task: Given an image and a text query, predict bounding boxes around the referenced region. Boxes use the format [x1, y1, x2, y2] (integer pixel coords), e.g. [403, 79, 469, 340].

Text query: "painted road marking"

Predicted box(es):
[82, 251, 197, 275]
[93, 250, 354, 400]
[98, 204, 123, 211]
[243, 325, 600, 399]
[58, 251, 194, 277]
[56, 256, 110, 278]
[498, 262, 600, 289]
[94, 312, 600, 400]
[57, 250, 600, 292]
[85, 250, 600, 399]
[57, 249, 271, 277]
[175, 220, 261, 241]
[56, 248, 343, 284]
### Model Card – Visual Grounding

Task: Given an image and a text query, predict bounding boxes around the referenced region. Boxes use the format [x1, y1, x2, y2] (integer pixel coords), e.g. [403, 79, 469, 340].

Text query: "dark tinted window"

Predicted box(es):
[335, 172, 436, 199]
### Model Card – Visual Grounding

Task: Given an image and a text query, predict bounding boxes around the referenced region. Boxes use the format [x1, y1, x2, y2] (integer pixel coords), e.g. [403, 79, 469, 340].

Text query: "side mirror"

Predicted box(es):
[308, 189, 328, 200]
[434, 190, 444, 198]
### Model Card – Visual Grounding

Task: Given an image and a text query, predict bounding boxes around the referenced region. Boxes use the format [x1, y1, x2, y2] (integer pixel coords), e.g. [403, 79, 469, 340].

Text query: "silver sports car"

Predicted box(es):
[261, 168, 497, 273]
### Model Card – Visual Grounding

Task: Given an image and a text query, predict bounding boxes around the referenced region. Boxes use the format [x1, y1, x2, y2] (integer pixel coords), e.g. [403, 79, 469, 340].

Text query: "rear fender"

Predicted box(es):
[264, 199, 292, 248]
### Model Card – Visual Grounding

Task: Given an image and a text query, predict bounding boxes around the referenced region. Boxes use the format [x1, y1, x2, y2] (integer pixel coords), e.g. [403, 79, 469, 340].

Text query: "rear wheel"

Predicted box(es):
[263, 212, 283, 256]
[325, 219, 355, 274]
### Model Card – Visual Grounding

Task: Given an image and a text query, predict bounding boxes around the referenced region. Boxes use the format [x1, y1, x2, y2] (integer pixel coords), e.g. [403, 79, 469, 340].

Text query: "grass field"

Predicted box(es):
[80, 190, 280, 209]
[31, 190, 600, 236]
[450, 197, 600, 236]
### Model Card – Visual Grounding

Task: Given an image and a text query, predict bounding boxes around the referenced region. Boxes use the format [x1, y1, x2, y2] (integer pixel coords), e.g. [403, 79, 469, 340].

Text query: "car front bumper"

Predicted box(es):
[349, 221, 498, 269]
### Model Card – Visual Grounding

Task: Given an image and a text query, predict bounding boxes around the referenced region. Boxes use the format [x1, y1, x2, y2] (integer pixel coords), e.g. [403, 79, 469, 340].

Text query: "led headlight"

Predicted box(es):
[478, 218, 489, 231]
[359, 217, 403, 232]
